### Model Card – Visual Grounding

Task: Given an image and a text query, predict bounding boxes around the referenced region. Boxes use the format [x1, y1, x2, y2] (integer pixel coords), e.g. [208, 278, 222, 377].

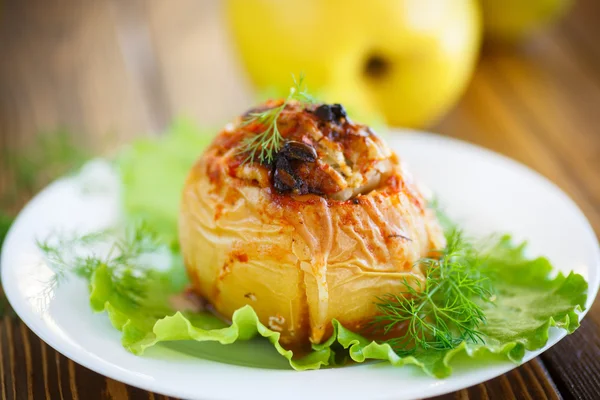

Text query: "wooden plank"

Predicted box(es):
[542, 314, 600, 400]
[432, 359, 561, 400]
[107, 0, 173, 135]
[0, 319, 14, 400]
[560, 0, 600, 73]
[0, 0, 149, 156]
[144, 0, 253, 126]
[105, 379, 130, 399]
[490, 35, 600, 208]
[4, 319, 18, 400]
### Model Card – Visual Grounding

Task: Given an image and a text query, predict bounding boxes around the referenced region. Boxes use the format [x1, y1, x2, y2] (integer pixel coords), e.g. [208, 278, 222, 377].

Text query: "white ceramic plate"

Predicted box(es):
[2, 131, 599, 400]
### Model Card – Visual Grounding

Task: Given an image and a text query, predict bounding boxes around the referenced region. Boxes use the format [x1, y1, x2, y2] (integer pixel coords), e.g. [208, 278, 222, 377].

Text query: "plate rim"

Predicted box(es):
[2, 130, 599, 400]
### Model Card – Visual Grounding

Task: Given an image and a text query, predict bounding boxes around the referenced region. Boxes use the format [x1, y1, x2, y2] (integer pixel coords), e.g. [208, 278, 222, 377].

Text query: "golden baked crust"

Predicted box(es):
[179, 101, 444, 348]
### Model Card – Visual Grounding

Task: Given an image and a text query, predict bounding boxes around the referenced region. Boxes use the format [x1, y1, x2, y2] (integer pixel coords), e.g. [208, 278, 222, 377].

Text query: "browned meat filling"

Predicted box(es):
[206, 100, 395, 201]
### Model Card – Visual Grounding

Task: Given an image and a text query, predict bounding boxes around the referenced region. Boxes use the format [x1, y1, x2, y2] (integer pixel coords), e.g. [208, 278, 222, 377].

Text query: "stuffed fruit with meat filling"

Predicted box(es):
[179, 100, 444, 348]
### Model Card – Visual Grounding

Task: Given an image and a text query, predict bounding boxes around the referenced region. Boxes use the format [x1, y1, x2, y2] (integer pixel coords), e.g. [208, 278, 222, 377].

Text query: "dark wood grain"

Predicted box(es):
[0, 0, 599, 399]
[0, 316, 568, 400]
[542, 317, 600, 400]
[0, 0, 149, 155]
[431, 358, 562, 400]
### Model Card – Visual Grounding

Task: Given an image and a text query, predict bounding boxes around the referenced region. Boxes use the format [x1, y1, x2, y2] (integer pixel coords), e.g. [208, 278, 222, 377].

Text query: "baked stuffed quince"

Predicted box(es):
[179, 100, 444, 348]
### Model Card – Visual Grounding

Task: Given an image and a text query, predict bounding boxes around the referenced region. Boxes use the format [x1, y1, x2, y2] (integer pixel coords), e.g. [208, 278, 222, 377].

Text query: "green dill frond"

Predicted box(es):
[37, 223, 164, 308]
[373, 229, 494, 356]
[238, 73, 317, 165]
[291, 72, 316, 105]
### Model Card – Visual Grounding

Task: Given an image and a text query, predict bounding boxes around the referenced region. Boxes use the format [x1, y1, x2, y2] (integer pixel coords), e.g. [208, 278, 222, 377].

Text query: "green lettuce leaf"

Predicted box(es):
[108, 123, 587, 377]
[88, 237, 586, 378]
[117, 119, 214, 247]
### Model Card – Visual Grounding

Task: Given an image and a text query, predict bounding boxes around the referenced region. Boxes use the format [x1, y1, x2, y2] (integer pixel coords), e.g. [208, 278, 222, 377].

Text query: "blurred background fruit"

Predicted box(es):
[226, 0, 482, 128]
[480, 0, 573, 42]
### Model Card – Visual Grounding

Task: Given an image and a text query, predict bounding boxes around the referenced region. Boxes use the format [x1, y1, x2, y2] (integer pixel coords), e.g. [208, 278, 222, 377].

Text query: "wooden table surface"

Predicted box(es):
[1, 1, 599, 399]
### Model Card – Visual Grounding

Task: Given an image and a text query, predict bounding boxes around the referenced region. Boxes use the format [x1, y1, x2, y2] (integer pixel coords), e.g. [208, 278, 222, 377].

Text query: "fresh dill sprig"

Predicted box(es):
[37, 223, 163, 308]
[373, 229, 494, 356]
[238, 73, 316, 165]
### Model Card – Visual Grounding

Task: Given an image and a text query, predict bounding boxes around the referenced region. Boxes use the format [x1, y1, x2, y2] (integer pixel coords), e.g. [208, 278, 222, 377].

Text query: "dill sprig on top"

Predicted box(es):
[238, 74, 316, 165]
[373, 230, 494, 356]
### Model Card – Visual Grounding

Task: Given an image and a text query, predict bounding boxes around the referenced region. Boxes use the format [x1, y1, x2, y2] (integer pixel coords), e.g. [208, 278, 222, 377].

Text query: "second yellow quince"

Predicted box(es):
[225, 0, 481, 128]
